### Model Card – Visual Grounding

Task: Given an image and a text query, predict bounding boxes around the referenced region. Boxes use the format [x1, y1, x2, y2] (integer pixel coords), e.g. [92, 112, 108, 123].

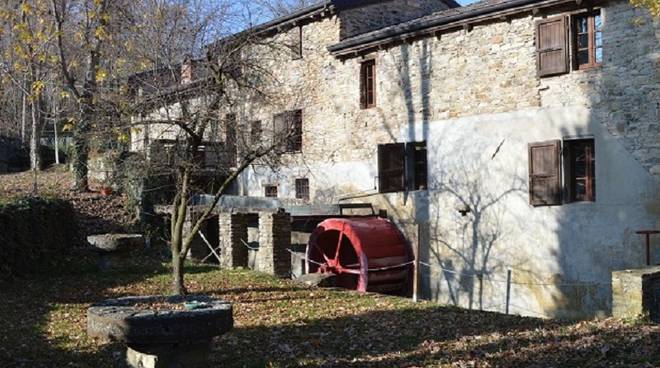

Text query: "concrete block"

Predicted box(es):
[612, 266, 660, 322]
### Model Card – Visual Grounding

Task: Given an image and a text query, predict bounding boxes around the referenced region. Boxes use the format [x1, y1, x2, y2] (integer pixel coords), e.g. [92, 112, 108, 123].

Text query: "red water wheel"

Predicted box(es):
[305, 217, 412, 294]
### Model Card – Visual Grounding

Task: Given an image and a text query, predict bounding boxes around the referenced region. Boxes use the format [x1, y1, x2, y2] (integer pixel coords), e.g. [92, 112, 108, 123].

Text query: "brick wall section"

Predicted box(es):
[612, 266, 660, 322]
[219, 212, 248, 269]
[339, 0, 451, 40]
[256, 210, 292, 277]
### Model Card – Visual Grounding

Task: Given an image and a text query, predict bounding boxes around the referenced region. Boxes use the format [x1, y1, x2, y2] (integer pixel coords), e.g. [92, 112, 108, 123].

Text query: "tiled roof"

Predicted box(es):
[329, 0, 563, 55]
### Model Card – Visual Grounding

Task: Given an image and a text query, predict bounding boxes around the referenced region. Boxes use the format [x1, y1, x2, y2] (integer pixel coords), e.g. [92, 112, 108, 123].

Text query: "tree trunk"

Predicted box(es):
[21, 86, 27, 144]
[71, 112, 90, 191]
[54, 119, 60, 165]
[29, 101, 42, 171]
[171, 242, 187, 295]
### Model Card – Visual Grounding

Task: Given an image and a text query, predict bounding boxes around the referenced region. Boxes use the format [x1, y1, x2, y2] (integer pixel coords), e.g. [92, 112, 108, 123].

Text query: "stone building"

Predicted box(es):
[132, 0, 660, 319]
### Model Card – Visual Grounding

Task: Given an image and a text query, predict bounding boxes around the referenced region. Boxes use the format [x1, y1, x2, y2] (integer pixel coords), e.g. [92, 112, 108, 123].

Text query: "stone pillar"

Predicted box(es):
[612, 266, 660, 322]
[257, 210, 291, 277]
[219, 212, 248, 269]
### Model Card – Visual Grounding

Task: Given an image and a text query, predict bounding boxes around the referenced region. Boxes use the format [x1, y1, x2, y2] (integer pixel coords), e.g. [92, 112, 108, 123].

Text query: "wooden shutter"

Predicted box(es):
[536, 17, 569, 77]
[378, 143, 406, 193]
[529, 140, 562, 206]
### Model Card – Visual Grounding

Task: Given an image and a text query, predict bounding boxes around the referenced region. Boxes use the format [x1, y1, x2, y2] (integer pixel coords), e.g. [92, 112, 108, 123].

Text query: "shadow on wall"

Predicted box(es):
[546, 4, 660, 319]
[424, 154, 527, 312]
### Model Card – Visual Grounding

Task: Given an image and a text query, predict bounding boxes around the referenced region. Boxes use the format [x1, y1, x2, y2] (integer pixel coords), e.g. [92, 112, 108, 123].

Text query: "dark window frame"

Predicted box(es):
[378, 141, 428, 194]
[295, 178, 310, 200]
[528, 138, 596, 207]
[265, 185, 278, 198]
[409, 141, 428, 191]
[565, 139, 596, 202]
[360, 59, 376, 109]
[572, 10, 603, 70]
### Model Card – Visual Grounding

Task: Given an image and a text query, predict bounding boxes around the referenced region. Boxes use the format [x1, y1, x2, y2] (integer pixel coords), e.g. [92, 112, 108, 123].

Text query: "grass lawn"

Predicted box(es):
[0, 261, 658, 368]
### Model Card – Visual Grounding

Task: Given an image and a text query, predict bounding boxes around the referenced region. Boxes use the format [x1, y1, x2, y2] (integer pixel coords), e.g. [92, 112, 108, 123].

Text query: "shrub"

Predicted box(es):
[0, 197, 79, 280]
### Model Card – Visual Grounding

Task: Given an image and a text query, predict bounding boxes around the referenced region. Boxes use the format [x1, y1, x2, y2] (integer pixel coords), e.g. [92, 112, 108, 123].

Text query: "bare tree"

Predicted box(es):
[118, 0, 304, 295]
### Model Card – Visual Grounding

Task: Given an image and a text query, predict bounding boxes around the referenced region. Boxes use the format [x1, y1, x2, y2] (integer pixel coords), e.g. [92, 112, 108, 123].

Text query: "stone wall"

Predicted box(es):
[134, 0, 659, 319]
[339, 0, 451, 40]
[612, 266, 660, 322]
[238, 0, 659, 319]
[256, 211, 291, 277]
[218, 213, 248, 268]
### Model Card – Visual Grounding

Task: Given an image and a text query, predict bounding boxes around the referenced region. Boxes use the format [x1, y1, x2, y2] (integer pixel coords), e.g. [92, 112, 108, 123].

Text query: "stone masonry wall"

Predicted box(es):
[256, 211, 291, 277]
[219, 213, 248, 269]
[339, 0, 452, 40]
[539, 1, 660, 181]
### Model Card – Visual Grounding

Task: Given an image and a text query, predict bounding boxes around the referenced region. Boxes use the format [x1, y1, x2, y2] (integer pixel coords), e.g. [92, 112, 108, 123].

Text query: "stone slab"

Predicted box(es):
[612, 266, 660, 322]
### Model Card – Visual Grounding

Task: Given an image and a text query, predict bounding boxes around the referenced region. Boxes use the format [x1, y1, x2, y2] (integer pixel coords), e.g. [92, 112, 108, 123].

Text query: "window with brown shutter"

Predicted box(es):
[536, 17, 569, 77]
[295, 178, 309, 200]
[565, 139, 595, 202]
[573, 11, 602, 70]
[378, 143, 406, 193]
[360, 59, 376, 109]
[528, 140, 562, 206]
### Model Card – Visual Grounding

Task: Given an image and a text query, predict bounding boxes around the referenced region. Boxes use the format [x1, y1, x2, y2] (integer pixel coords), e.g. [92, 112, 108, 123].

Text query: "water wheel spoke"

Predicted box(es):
[338, 268, 362, 275]
[334, 227, 345, 261]
[312, 242, 331, 263]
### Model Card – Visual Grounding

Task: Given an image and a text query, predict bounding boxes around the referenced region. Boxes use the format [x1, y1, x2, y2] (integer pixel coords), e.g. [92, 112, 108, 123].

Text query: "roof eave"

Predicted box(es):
[328, 0, 584, 57]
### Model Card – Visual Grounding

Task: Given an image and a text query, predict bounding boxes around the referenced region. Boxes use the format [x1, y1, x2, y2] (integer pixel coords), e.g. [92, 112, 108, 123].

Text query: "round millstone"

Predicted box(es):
[87, 234, 144, 253]
[87, 295, 233, 344]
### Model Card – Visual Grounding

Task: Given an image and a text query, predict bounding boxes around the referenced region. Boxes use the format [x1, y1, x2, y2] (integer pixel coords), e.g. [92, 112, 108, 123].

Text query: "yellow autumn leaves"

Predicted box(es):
[630, 0, 660, 17]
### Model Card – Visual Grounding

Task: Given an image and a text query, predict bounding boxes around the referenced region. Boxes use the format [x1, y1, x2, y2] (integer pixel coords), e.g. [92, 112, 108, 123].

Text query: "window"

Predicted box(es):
[573, 11, 602, 70]
[360, 59, 376, 109]
[378, 143, 406, 193]
[528, 138, 595, 206]
[273, 110, 302, 153]
[528, 140, 562, 206]
[565, 139, 595, 202]
[291, 26, 302, 60]
[535, 10, 603, 77]
[265, 185, 278, 198]
[535, 17, 569, 77]
[250, 120, 262, 144]
[409, 142, 428, 190]
[377, 141, 427, 193]
[295, 178, 309, 200]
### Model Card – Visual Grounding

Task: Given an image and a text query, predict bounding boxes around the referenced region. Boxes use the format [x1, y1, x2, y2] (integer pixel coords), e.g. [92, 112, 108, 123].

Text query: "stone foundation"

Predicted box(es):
[219, 212, 248, 269]
[256, 210, 291, 277]
[612, 266, 660, 322]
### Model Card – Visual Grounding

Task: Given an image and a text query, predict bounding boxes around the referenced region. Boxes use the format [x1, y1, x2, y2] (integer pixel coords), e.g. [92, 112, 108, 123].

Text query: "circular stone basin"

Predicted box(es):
[87, 234, 144, 253]
[87, 295, 233, 345]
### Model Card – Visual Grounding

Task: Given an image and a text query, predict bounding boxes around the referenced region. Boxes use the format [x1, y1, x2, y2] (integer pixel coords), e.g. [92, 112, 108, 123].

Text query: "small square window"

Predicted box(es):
[265, 185, 278, 198]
